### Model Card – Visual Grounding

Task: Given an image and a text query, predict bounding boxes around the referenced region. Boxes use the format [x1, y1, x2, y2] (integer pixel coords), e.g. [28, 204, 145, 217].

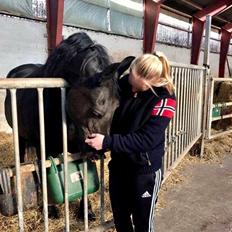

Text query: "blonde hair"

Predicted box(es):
[130, 52, 175, 95]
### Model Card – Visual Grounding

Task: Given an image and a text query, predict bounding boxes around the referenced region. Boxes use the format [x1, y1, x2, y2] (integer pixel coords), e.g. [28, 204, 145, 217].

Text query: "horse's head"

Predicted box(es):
[43, 32, 111, 83]
[66, 56, 135, 145]
[42, 32, 135, 150]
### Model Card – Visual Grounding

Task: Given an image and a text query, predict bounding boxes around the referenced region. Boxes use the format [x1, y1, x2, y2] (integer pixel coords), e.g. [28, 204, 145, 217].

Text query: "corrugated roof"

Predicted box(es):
[162, 0, 232, 28]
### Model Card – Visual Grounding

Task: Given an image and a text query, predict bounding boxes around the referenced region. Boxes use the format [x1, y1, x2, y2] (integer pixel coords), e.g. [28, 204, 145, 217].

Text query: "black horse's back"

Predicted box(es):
[6, 64, 42, 78]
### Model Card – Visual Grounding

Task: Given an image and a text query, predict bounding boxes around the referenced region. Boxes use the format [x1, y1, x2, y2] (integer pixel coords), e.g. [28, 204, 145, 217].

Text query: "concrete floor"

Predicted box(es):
[155, 154, 232, 232]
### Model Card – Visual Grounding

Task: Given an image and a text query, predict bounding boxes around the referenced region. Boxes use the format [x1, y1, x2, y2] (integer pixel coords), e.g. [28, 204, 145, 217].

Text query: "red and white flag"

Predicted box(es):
[151, 98, 176, 119]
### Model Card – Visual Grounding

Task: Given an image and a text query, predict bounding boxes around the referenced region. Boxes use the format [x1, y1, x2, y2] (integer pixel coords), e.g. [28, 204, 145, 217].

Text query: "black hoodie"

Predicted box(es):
[103, 75, 176, 174]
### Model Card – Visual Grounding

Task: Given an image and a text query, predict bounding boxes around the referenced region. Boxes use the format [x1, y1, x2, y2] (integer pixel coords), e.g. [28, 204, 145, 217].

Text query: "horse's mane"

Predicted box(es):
[41, 32, 111, 83]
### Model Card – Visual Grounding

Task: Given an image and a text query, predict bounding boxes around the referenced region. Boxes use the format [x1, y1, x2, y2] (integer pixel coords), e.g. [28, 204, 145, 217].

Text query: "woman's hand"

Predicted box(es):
[85, 133, 105, 150]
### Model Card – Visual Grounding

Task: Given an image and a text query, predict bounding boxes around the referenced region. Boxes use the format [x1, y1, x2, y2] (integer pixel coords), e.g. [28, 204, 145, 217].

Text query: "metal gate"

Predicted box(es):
[0, 62, 207, 231]
[0, 78, 106, 232]
[206, 77, 232, 140]
[163, 63, 206, 177]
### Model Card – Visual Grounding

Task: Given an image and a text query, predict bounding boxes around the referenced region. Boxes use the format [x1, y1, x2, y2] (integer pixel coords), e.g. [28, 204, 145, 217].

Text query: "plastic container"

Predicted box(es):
[47, 157, 99, 204]
[212, 105, 221, 118]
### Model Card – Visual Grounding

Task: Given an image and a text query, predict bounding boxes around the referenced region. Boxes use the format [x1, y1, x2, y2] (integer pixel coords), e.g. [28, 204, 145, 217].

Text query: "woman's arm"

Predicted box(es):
[85, 97, 176, 152]
[103, 116, 170, 153]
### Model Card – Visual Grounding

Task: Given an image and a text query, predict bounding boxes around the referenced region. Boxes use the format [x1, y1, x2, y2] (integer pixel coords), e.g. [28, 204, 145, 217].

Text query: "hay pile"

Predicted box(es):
[0, 133, 14, 167]
[214, 82, 232, 103]
[213, 82, 232, 130]
[0, 133, 113, 232]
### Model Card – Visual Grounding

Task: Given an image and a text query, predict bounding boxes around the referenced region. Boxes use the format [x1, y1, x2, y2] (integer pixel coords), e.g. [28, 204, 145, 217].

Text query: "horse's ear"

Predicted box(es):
[101, 56, 135, 80]
[116, 56, 135, 78]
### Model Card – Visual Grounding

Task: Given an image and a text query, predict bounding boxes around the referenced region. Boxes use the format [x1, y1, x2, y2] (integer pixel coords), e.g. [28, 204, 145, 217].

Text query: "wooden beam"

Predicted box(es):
[223, 22, 232, 32]
[219, 28, 232, 77]
[194, 0, 232, 21]
[46, 0, 64, 55]
[191, 17, 205, 64]
[143, 0, 165, 53]
[191, 0, 232, 64]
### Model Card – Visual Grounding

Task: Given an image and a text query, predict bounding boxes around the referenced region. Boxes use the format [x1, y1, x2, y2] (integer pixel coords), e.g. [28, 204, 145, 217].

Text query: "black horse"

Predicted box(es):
[4, 32, 134, 219]
[5, 32, 115, 161]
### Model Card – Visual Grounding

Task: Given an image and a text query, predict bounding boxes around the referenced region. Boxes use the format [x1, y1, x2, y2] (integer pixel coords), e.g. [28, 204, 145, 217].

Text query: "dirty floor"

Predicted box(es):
[155, 154, 232, 232]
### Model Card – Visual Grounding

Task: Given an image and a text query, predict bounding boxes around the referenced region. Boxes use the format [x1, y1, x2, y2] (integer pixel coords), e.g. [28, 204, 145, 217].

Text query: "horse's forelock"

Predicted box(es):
[42, 32, 111, 86]
[43, 32, 94, 76]
[64, 43, 111, 82]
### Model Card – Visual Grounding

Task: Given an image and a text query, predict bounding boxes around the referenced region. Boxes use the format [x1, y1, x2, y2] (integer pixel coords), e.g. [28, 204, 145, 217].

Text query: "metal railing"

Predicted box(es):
[0, 78, 109, 232]
[0, 64, 207, 231]
[206, 77, 232, 140]
[163, 63, 206, 177]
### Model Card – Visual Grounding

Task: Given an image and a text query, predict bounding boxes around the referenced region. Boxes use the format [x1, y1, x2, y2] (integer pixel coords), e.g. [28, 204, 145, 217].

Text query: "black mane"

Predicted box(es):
[41, 32, 111, 84]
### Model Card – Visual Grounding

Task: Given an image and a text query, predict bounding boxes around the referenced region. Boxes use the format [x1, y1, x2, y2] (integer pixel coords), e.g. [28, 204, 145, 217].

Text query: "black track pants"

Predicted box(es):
[109, 168, 162, 232]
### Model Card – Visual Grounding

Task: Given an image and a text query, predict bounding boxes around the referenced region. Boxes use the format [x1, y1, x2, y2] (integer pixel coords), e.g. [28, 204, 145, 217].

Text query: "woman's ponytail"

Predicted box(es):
[155, 52, 175, 95]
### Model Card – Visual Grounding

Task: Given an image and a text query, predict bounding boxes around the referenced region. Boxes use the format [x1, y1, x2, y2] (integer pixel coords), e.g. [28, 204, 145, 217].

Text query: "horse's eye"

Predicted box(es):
[100, 99, 106, 105]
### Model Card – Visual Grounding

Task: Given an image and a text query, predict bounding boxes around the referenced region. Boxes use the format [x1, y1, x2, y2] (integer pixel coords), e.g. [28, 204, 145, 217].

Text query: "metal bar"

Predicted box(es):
[200, 68, 210, 157]
[201, 16, 212, 150]
[61, 88, 70, 232]
[196, 70, 201, 136]
[0, 78, 68, 89]
[203, 15, 212, 66]
[170, 62, 205, 70]
[198, 70, 205, 135]
[180, 68, 186, 153]
[191, 70, 196, 141]
[173, 67, 179, 161]
[189, 69, 194, 144]
[194, 70, 198, 139]
[209, 129, 232, 139]
[171, 67, 176, 166]
[213, 78, 232, 82]
[184, 69, 191, 147]
[163, 133, 202, 182]
[213, 102, 232, 107]
[206, 78, 214, 139]
[194, 70, 199, 138]
[10, 89, 24, 232]
[100, 154, 105, 224]
[83, 159, 88, 231]
[188, 69, 193, 145]
[212, 113, 232, 121]
[163, 129, 168, 173]
[177, 67, 182, 158]
[226, 57, 232, 77]
[190, 70, 195, 142]
[37, 88, 49, 232]
[168, 115, 173, 168]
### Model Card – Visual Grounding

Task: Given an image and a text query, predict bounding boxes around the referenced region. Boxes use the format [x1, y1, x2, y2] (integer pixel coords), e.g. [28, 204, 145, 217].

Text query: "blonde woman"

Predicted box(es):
[86, 53, 176, 232]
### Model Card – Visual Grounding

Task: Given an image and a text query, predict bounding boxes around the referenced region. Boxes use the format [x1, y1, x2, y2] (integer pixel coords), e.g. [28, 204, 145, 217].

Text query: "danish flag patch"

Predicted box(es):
[151, 98, 176, 119]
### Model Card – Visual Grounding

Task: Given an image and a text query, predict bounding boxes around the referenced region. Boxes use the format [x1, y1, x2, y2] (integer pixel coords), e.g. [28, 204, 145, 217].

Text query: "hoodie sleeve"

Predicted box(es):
[103, 98, 176, 153]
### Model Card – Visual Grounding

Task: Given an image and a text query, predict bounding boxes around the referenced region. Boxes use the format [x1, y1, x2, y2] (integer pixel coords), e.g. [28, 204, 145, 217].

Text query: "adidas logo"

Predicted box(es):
[141, 191, 151, 198]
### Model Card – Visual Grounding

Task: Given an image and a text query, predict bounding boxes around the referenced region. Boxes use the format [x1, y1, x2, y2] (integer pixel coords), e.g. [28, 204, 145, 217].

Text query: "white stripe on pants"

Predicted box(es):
[148, 169, 162, 232]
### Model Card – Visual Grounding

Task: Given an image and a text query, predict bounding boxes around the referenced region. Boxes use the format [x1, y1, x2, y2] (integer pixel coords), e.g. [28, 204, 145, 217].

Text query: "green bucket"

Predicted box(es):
[47, 157, 99, 204]
[212, 105, 221, 118]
